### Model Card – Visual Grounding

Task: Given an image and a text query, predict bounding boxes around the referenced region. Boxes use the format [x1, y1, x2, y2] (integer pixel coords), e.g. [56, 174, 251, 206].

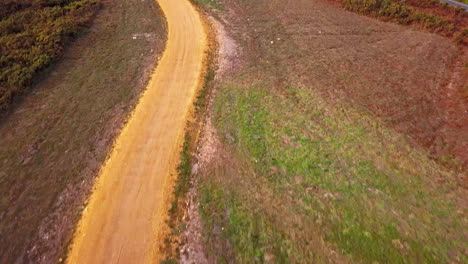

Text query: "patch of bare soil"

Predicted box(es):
[180, 184, 209, 264]
[435, 52, 468, 168]
[177, 12, 241, 264]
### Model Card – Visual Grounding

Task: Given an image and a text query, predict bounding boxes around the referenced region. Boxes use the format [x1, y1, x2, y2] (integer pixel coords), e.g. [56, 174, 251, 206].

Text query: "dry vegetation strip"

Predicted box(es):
[160, 11, 217, 262]
[0, 0, 166, 262]
[337, 0, 468, 44]
[188, 0, 467, 263]
[0, 0, 101, 109]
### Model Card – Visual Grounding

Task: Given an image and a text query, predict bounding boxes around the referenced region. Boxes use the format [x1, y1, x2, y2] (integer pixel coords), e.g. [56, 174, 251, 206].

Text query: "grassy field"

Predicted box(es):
[190, 0, 467, 263]
[204, 83, 466, 263]
[0, 0, 166, 262]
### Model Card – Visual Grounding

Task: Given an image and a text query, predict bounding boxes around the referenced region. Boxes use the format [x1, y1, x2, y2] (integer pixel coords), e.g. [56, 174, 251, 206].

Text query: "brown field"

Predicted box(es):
[173, 0, 468, 263]
[225, 0, 468, 166]
[0, 0, 166, 262]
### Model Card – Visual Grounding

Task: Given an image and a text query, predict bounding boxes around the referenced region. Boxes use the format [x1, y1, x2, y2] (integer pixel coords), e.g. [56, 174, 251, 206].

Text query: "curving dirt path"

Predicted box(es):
[66, 0, 207, 263]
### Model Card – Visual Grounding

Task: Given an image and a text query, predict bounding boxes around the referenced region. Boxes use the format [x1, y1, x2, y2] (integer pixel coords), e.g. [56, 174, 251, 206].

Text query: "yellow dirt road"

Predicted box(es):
[66, 0, 207, 263]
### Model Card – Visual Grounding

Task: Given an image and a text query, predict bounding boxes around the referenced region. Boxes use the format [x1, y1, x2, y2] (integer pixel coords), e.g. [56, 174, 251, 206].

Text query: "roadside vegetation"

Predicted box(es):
[161, 20, 217, 263]
[0, 0, 166, 262]
[189, 0, 467, 263]
[339, 0, 468, 44]
[0, 0, 101, 109]
[193, 0, 224, 10]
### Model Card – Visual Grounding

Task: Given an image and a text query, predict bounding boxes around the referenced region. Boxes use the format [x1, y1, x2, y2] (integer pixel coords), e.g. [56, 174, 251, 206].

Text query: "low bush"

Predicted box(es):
[454, 27, 468, 44]
[343, 0, 458, 35]
[0, 0, 100, 109]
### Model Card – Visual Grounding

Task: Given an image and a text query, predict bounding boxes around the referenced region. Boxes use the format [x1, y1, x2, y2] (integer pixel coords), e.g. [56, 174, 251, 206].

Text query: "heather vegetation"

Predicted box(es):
[342, 0, 468, 44]
[344, 0, 450, 29]
[0, 0, 100, 109]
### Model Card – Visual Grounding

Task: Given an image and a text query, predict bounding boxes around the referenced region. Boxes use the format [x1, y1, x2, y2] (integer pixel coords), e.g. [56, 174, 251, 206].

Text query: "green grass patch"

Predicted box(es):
[167, 135, 191, 224]
[174, 136, 192, 199]
[200, 182, 292, 264]
[193, 0, 224, 10]
[207, 82, 466, 263]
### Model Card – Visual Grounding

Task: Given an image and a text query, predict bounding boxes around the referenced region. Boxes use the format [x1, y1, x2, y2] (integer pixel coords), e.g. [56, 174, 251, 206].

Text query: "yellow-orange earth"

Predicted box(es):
[66, 0, 207, 262]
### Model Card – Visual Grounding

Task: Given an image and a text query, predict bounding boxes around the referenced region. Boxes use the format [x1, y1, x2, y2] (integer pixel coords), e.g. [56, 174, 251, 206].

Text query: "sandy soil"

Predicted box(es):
[65, 0, 207, 263]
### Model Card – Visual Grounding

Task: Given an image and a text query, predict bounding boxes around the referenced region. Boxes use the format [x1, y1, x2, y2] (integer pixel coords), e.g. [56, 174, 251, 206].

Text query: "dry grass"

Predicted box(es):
[192, 0, 467, 263]
[0, 0, 166, 262]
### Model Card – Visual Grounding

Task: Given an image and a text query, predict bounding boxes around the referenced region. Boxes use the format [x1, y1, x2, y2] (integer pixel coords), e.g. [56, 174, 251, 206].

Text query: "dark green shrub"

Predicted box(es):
[343, 0, 454, 34]
[0, 0, 100, 109]
[454, 28, 468, 44]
